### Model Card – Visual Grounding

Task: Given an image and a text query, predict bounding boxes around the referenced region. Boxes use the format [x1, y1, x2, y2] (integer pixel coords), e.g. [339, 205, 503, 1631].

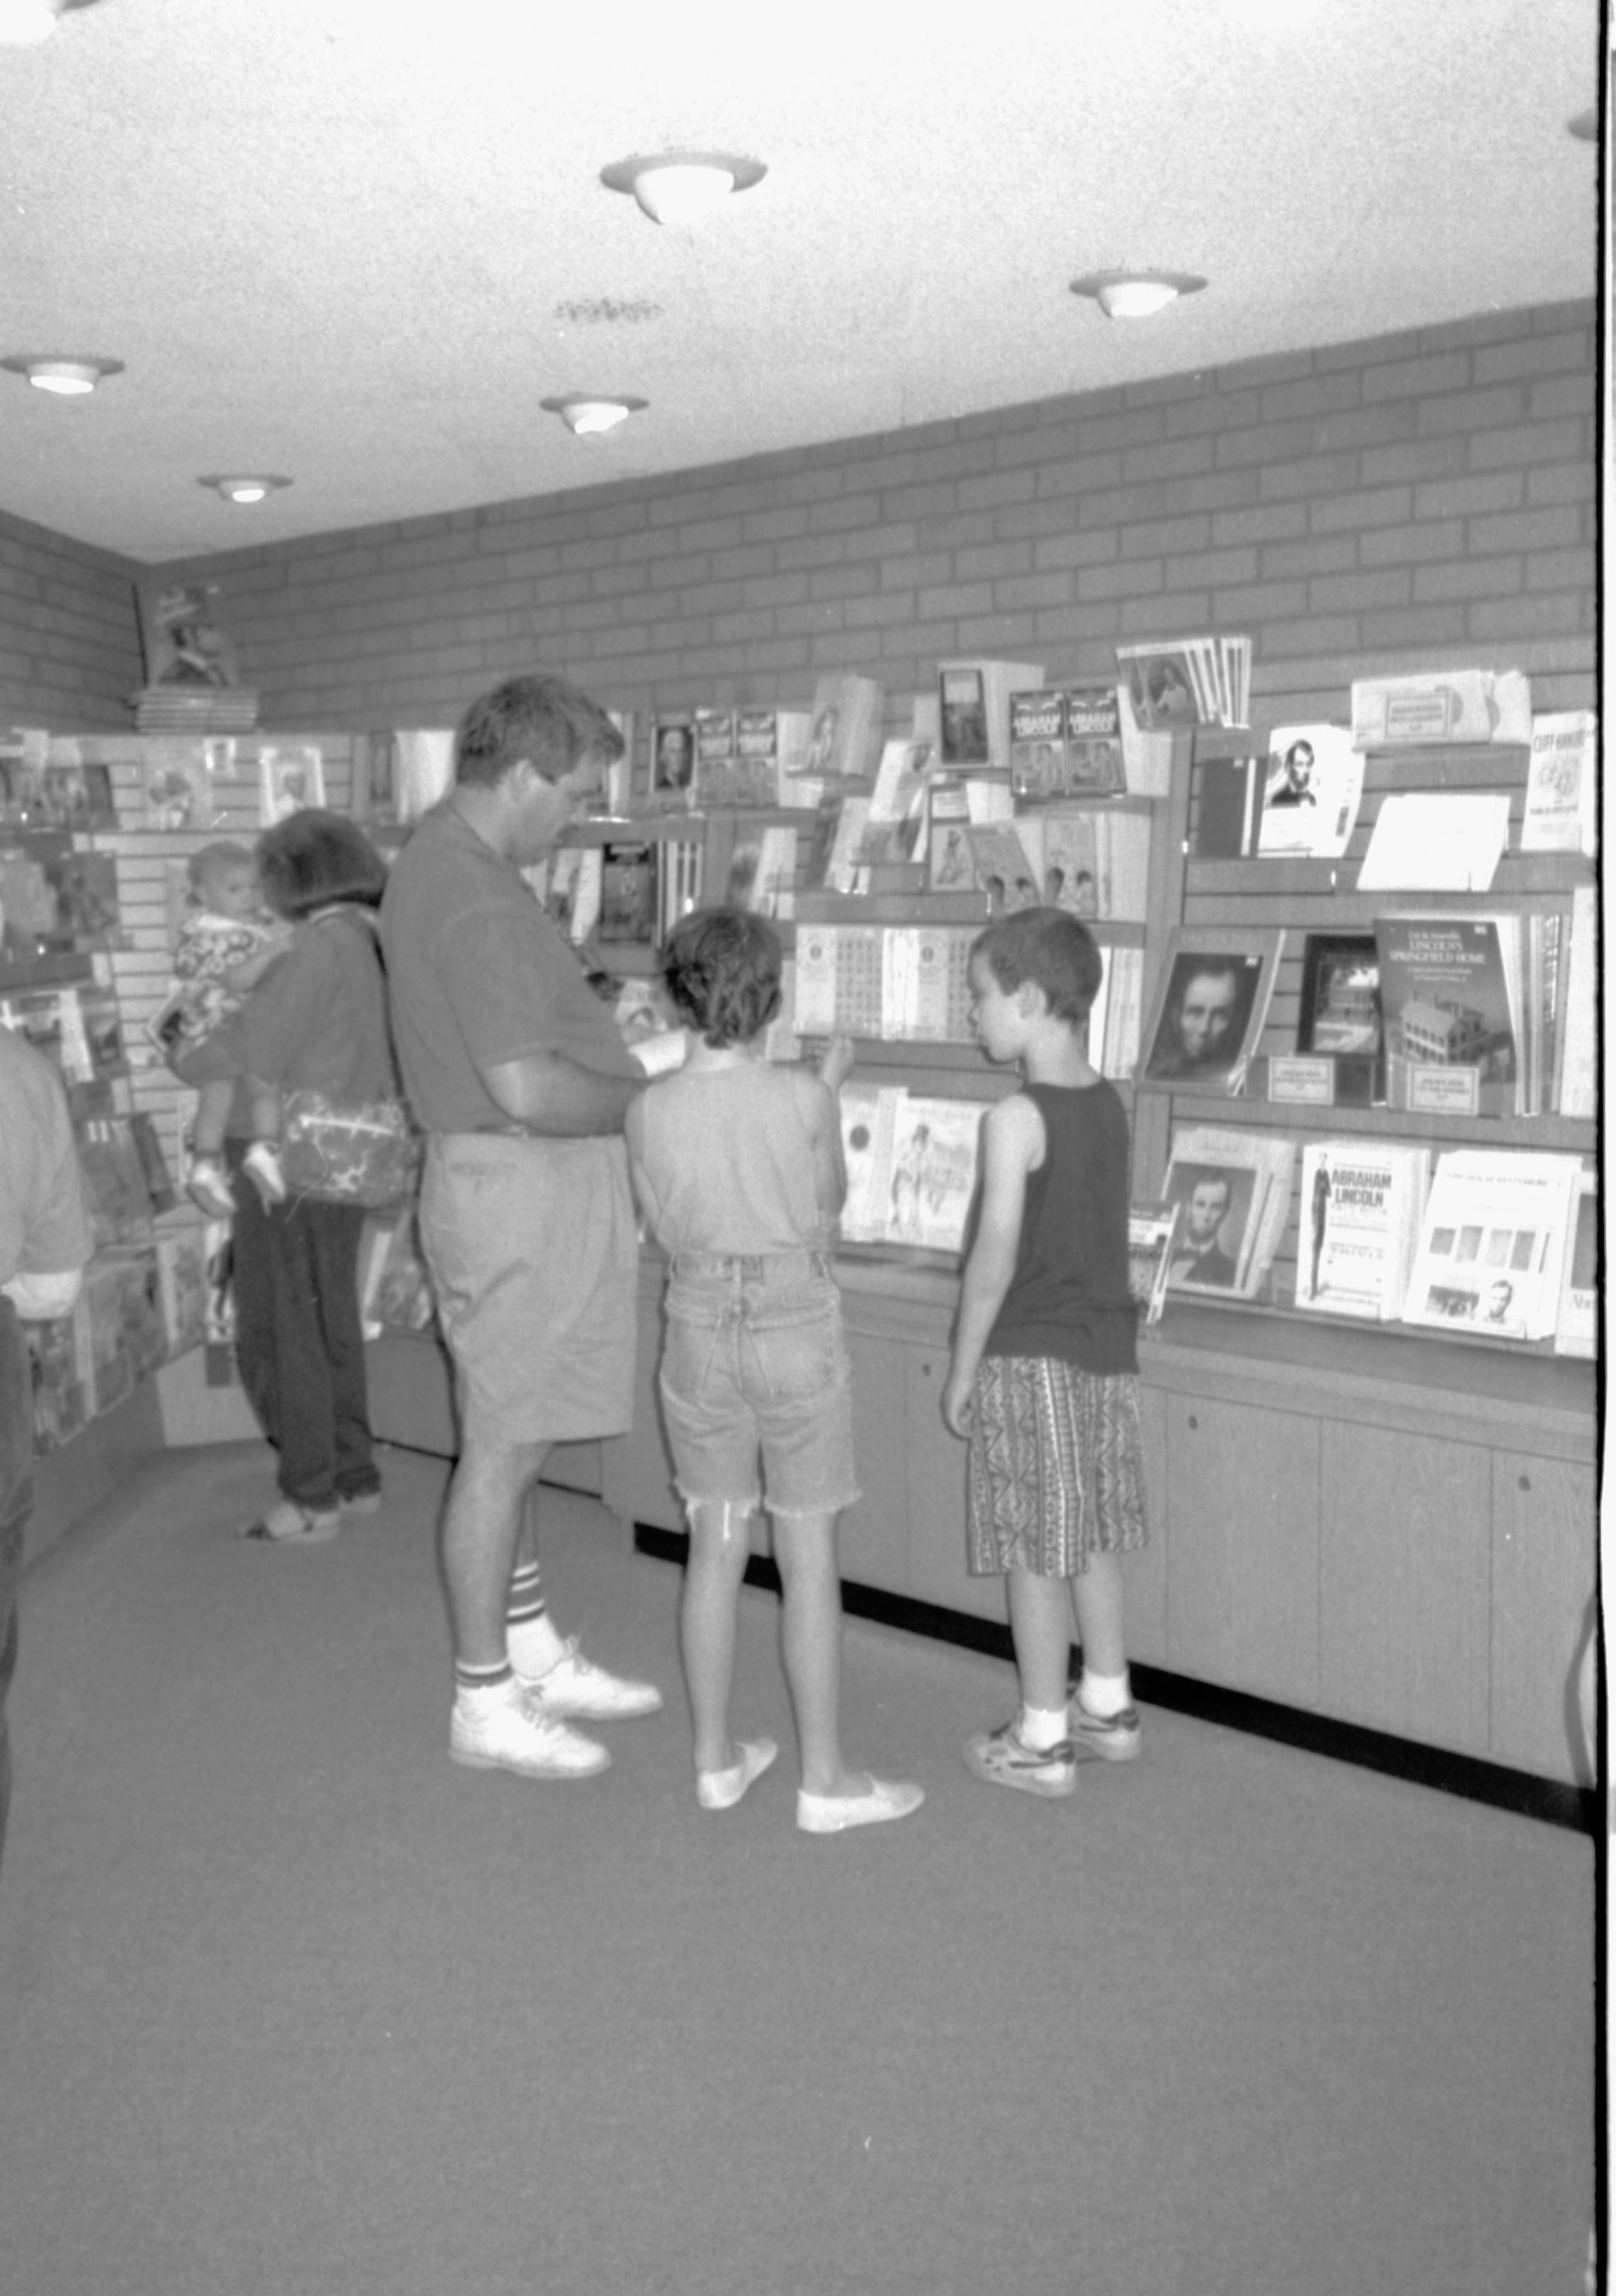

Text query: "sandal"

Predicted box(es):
[239, 1499, 342, 1545]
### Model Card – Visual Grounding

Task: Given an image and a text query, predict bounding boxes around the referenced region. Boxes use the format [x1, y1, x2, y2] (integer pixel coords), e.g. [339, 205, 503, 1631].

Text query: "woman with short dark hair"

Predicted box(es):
[173, 809, 398, 1542]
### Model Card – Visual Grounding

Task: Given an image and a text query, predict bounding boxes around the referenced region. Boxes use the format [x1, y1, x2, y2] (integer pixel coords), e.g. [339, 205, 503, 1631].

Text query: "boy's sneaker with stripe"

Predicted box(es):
[1067, 1697, 1143, 1763]
[963, 1720, 1077, 1799]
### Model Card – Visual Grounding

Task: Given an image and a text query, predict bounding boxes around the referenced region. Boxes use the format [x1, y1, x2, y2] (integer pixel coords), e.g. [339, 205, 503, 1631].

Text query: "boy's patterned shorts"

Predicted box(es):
[966, 1355, 1148, 1580]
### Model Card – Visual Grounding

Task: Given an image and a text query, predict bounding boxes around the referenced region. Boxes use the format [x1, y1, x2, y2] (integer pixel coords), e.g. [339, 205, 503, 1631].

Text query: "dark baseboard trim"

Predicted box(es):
[631, 1523, 1594, 1838]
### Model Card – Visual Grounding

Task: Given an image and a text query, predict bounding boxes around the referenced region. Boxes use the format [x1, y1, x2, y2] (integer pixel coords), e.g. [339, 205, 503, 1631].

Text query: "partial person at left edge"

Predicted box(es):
[0, 1018, 94, 1874]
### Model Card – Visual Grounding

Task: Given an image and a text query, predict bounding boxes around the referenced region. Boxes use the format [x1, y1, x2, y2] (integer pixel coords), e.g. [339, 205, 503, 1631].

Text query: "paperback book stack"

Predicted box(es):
[838, 1085, 982, 1256]
[1161, 1124, 1297, 1300]
[1401, 1149, 1584, 1341]
[1294, 1140, 1432, 1320]
[133, 686, 259, 736]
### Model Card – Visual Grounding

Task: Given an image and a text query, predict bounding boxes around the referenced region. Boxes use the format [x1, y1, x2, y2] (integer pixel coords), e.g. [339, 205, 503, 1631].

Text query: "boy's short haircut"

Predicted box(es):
[661, 906, 783, 1049]
[186, 840, 256, 899]
[972, 904, 1104, 1023]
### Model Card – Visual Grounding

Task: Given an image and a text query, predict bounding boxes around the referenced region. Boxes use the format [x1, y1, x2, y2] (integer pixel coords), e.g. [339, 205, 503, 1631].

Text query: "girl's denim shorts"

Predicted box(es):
[658, 1248, 859, 1519]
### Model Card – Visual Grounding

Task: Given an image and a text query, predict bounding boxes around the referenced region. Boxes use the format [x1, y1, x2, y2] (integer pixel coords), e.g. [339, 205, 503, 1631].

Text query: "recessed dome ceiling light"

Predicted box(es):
[1, 352, 123, 394]
[1069, 270, 1208, 320]
[600, 151, 766, 226]
[0, 0, 102, 45]
[541, 395, 648, 438]
[199, 475, 293, 505]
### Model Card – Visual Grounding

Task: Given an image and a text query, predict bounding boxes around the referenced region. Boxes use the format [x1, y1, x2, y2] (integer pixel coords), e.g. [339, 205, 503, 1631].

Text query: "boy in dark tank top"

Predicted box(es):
[942, 907, 1149, 1798]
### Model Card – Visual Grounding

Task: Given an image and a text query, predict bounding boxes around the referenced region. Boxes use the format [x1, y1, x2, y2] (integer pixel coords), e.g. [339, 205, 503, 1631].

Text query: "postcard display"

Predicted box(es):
[0, 728, 366, 1453]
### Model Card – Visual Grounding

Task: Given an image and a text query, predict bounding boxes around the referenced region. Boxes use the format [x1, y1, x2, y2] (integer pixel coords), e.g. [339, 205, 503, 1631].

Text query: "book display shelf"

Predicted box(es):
[585, 713, 1595, 1807]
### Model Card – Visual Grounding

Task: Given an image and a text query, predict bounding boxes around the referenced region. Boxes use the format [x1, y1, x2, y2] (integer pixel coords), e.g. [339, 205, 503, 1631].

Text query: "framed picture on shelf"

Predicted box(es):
[1296, 932, 1384, 1105]
[135, 577, 240, 690]
[259, 743, 326, 826]
[1138, 928, 1284, 1093]
[350, 731, 399, 823]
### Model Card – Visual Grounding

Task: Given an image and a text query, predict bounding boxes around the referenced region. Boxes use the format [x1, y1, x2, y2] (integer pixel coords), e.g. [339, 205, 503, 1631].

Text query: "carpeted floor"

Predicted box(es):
[0, 1441, 1595, 2296]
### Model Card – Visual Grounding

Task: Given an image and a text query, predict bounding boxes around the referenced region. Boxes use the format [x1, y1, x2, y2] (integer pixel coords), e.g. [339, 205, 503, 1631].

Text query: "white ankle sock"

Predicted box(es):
[507, 1616, 566, 1677]
[1019, 1703, 1070, 1752]
[455, 1662, 516, 1709]
[1077, 1670, 1130, 1720]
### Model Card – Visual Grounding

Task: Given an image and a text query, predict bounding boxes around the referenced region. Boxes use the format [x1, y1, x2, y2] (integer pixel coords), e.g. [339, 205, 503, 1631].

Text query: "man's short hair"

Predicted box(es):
[455, 674, 625, 789]
[971, 906, 1104, 1024]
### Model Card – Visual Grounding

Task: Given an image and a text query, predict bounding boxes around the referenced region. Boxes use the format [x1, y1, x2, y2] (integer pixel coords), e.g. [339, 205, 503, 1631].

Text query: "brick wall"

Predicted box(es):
[0, 509, 145, 728]
[149, 299, 1596, 735]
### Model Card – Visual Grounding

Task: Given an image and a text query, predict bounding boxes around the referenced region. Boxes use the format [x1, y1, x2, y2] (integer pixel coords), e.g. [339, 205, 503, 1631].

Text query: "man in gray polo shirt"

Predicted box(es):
[381, 675, 661, 1780]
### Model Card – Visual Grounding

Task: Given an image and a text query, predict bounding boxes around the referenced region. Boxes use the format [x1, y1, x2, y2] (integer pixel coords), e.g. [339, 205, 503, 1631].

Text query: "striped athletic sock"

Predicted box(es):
[506, 1564, 566, 1676]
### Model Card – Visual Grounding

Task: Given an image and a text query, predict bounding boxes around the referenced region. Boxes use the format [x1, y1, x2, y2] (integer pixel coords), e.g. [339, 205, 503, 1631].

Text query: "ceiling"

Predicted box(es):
[0, 0, 1600, 568]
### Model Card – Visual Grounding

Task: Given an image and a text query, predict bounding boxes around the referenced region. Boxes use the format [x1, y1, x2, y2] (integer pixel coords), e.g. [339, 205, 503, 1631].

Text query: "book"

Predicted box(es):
[732, 707, 812, 805]
[596, 840, 660, 946]
[863, 737, 932, 845]
[1357, 792, 1511, 891]
[1552, 1170, 1598, 1359]
[650, 713, 697, 810]
[1374, 913, 1524, 1118]
[1095, 945, 1145, 1080]
[691, 710, 778, 809]
[924, 783, 975, 891]
[395, 730, 456, 822]
[838, 1084, 982, 1256]
[937, 659, 1043, 774]
[1117, 635, 1251, 729]
[1009, 685, 1126, 799]
[1127, 1201, 1180, 1325]
[1138, 928, 1284, 1093]
[259, 743, 326, 826]
[538, 845, 603, 942]
[719, 821, 798, 919]
[1192, 753, 1266, 858]
[1161, 1125, 1297, 1299]
[1401, 1149, 1582, 1341]
[1294, 1140, 1432, 1321]
[1295, 932, 1384, 1105]
[963, 822, 1039, 910]
[1257, 724, 1364, 858]
[801, 673, 883, 782]
[1521, 710, 1596, 856]
[1350, 668, 1532, 750]
[1554, 885, 1596, 1118]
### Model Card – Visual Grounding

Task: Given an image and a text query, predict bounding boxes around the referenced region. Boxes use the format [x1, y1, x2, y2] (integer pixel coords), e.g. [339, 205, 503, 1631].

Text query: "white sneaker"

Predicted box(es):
[450, 1689, 610, 1780]
[242, 1139, 288, 1205]
[186, 1157, 236, 1219]
[515, 1637, 663, 1721]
